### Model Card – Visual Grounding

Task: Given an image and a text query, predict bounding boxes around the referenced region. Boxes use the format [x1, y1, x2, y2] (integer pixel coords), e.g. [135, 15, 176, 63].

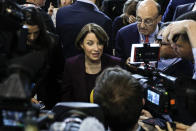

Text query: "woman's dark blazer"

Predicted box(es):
[61, 53, 122, 102]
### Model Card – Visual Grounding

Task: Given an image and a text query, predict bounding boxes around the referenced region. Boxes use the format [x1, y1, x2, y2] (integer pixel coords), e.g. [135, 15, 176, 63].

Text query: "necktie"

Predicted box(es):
[145, 35, 149, 43]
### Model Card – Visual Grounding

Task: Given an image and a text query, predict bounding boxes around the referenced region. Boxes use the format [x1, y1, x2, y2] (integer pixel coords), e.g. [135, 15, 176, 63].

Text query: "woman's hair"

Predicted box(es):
[22, 6, 51, 49]
[75, 23, 109, 49]
[120, 0, 139, 25]
[122, 0, 139, 16]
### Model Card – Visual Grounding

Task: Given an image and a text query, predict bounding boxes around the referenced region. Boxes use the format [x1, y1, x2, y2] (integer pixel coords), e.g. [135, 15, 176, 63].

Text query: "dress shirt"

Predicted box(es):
[192, 2, 196, 11]
[192, 48, 196, 79]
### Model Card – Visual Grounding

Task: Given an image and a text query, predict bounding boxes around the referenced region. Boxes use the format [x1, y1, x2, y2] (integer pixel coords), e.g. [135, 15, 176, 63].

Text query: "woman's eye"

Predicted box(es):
[87, 41, 93, 45]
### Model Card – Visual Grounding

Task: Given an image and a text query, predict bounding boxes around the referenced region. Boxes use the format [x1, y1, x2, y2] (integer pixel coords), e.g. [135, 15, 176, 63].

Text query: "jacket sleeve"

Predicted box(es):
[61, 60, 74, 101]
[115, 30, 125, 59]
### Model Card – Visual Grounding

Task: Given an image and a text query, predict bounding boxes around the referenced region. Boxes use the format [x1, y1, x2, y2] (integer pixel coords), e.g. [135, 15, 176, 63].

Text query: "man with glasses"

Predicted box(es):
[115, 0, 162, 61]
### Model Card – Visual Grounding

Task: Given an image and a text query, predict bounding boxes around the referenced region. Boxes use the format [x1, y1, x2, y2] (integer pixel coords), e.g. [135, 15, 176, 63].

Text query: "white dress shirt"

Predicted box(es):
[192, 48, 196, 79]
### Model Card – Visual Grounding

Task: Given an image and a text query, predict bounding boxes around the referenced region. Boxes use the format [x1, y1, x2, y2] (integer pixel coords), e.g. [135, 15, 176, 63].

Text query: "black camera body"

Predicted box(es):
[130, 42, 160, 64]
[132, 68, 177, 118]
[145, 83, 176, 116]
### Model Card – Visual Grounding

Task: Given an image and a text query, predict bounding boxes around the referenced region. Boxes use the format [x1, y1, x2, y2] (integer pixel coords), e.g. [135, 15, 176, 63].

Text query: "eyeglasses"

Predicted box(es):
[136, 16, 159, 26]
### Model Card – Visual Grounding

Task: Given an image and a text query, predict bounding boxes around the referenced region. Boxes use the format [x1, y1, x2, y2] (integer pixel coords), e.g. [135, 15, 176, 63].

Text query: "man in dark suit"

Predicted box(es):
[172, 2, 196, 21]
[56, 0, 112, 58]
[115, 0, 162, 61]
[161, 0, 196, 22]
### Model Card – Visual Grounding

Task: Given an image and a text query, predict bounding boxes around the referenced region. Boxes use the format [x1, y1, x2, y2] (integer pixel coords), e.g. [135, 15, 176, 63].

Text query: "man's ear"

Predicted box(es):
[157, 15, 162, 22]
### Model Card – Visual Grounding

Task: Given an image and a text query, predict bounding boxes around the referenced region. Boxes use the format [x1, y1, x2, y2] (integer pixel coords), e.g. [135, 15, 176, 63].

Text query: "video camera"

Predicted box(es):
[132, 68, 177, 118]
[129, 38, 196, 128]
[128, 39, 177, 117]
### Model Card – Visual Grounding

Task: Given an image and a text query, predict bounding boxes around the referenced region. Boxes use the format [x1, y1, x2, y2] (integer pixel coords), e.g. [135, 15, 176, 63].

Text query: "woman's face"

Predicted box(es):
[26, 24, 40, 45]
[81, 32, 104, 62]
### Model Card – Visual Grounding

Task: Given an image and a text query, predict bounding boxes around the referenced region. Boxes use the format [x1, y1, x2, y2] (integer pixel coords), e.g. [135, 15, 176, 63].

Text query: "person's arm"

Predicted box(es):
[184, 20, 196, 48]
[61, 61, 73, 101]
[159, 20, 196, 48]
[115, 30, 124, 58]
[187, 122, 196, 131]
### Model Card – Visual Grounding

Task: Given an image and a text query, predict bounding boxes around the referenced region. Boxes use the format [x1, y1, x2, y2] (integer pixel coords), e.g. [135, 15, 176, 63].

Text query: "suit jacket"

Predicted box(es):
[172, 3, 195, 21]
[56, 1, 112, 58]
[162, 0, 196, 22]
[115, 23, 140, 60]
[61, 54, 122, 102]
[163, 59, 194, 78]
[112, 16, 129, 50]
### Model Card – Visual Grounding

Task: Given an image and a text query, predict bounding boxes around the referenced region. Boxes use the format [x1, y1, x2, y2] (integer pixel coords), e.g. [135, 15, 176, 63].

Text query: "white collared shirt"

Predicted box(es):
[192, 48, 196, 79]
[192, 2, 196, 11]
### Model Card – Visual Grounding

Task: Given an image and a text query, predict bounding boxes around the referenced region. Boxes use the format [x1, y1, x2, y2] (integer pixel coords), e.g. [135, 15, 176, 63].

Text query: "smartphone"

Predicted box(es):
[142, 118, 176, 129]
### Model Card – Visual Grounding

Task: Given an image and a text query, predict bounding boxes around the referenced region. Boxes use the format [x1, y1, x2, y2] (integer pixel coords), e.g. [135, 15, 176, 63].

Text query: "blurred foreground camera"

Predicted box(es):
[50, 102, 105, 131]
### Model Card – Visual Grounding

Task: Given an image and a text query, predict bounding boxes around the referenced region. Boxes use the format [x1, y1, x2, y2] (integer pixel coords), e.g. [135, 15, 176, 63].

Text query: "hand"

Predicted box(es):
[138, 110, 154, 131]
[187, 122, 196, 131]
[158, 20, 192, 46]
[175, 122, 190, 131]
[31, 98, 39, 104]
[155, 122, 190, 131]
[126, 57, 138, 71]
[48, 2, 54, 16]
[126, 57, 131, 65]
[128, 15, 136, 24]
[155, 122, 173, 131]
[140, 109, 153, 118]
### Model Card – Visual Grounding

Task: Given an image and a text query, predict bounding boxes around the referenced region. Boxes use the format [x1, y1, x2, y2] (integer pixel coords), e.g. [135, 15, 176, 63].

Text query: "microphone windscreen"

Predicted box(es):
[79, 117, 105, 131]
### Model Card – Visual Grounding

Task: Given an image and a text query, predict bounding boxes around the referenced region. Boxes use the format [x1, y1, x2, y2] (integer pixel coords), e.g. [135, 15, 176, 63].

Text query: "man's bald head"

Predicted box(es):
[136, 0, 161, 36]
[137, 0, 161, 17]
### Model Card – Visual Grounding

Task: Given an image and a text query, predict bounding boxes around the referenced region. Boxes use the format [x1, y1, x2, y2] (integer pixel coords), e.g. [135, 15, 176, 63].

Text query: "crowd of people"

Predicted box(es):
[1, 0, 196, 130]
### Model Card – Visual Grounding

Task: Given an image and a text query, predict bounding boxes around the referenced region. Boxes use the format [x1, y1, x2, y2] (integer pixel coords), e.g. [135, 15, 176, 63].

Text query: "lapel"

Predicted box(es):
[188, 3, 195, 11]
[71, 54, 87, 90]
[76, 54, 86, 78]
[101, 54, 107, 70]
